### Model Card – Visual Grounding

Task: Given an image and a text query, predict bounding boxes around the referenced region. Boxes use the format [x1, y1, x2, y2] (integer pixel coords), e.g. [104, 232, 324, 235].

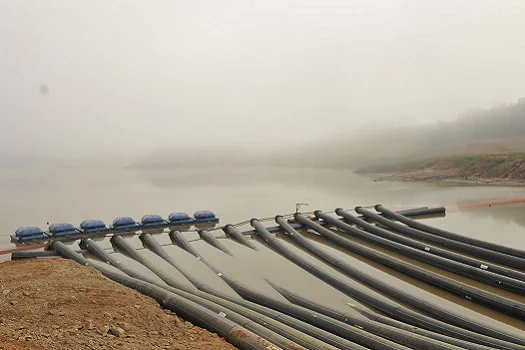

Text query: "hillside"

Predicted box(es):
[358, 153, 525, 185]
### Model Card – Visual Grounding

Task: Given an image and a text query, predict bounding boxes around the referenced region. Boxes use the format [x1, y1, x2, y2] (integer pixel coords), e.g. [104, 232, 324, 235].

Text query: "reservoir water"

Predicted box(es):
[2, 164, 525, 333]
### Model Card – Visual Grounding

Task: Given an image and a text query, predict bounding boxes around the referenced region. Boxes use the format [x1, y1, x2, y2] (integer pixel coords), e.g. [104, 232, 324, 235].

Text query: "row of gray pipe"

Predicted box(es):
[51, 206, 525, 350]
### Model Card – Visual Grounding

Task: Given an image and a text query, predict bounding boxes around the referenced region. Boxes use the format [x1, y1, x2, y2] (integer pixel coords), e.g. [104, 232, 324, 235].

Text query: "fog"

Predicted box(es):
[2, 1, 525, 161]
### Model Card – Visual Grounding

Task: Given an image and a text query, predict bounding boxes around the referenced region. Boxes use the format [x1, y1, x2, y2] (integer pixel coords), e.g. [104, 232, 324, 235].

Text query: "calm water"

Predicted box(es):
[2, 165, 525, 332]
[2, 165, 525, 235]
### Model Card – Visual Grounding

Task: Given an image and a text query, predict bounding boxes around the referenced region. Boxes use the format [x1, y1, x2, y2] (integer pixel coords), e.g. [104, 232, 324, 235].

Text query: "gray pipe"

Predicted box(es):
[51, 241, 283, 350]
[294, 214, 525, 349]
[224, 224, 259, 250]
[337, 208, 525, 292]
[269, 280, 476, 350]
[199, 229, 234, 256]
[317, 211, 525, 321]
[375, 204, 525, 260]
[169, 230, 202, 257]
[67, 239, 361, 350]
[355, 207, 525, 270]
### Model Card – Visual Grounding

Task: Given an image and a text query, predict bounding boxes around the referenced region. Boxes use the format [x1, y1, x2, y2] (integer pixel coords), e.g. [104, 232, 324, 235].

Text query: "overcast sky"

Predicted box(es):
[1, 0, 525, 157]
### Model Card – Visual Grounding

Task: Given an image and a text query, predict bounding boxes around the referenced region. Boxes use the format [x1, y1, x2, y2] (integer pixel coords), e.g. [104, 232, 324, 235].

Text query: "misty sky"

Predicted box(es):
[1, 1, 525, 157]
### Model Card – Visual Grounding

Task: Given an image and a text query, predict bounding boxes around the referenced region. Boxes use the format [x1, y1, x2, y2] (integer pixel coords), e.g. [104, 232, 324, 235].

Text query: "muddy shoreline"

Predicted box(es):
[369, 172, 525, 187]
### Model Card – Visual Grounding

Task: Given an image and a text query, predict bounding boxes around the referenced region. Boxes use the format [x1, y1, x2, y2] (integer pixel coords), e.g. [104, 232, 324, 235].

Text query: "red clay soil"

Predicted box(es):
[0, 258, 238, 350]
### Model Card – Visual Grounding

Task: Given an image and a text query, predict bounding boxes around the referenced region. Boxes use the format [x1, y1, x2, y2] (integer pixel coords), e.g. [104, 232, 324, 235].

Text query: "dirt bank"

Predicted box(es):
[0, 258, 238, 350]
[357, 153, 525, 186]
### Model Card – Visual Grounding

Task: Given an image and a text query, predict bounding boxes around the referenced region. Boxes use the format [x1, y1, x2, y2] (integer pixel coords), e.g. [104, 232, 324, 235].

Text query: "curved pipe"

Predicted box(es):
[169, 230, 201, 257]
[336, 208, 525, 289]
[293, 214, 525, 349]
[223, 224, 258, 250]
[376, 204, 525, 259]
[313, 212, 525, 330]
[269, 281, 478, 350]
[355, 207, 525, 270]
[251, 218, 525, 349]
[198, 230, 233, 256]
[111, 235, 196, 292]
[80, 238, 165, 286]
[217, 249, 410, 350]
[140, 233, 210, 289]
[61, 239, 362, 350]
[51, 241, 283, 350]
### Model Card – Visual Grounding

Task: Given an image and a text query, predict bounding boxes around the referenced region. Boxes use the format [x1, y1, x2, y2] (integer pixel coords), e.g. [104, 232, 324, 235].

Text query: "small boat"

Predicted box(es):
[112, 217, 140, 231]
[48, 223, 80, 238]
[79, 220, 109, 233]
[168, 212, 194, 226]
[193, 210, 219, 224]
[141, 214, 167, 228]
[11, 227, 47, 243]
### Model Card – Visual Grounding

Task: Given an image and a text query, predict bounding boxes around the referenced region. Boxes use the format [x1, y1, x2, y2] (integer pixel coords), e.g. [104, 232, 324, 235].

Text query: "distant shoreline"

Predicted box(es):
[357, 153, 525, 187]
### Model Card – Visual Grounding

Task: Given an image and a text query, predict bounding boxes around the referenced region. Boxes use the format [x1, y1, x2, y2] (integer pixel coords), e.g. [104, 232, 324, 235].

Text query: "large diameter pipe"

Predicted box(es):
[169, 230, 201, 257]
[224, 224, 259, 250]
[111, 235, 196, 292]
[267, 274, 466, 350]
[217, 237, 410, 350]
[294, 214, 525, 349]
[139, 234, 346, 350]
[140, 233, 206, 289]
[336, 209, 525, 292]
[277, 216, 524, 350]
[81, 238, 166, 286]
[342, 302, 491, 350]
[340, 208, 525, 283]
[51, 241, 284, 350]
[355, 207, 525, 270]
[313, 212, 525, 332]
[376, 204, 525, 260]
[198, 230, 233, 256]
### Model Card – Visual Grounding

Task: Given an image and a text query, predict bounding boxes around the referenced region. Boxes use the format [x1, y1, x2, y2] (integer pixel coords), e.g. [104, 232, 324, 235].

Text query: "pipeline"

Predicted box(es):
[376, 205, 525, 260]
[293, 214, 525, 349]
[198, 229, 234, 256]
[312, 212, 525, 329]
[104, 234, 361, 350]
[142, 232, 403, 350]
[336, 209, 525, 290]
[141, 232, 360, 350]
[169, 230, 202, 258]
[140, 233, 208, 289]
[63, 238, 365, 350]
[343, 301, 494, 350]
[111, 235, 197, 292]
[237, 207, 444, 238]
[218, 262, 410, 350]
[268, 281, 494, 350]
[355, 207, 525, 270]
[358, 206, 444, 222]
[57, 241, 343, 350]
[81, 238, 167, 286]
[51, 241, 284, 350]
[224, 224, 259, 250]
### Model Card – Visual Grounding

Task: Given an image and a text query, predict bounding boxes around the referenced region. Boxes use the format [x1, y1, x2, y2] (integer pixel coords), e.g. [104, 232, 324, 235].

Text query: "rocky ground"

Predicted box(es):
[0, 258, 238, 350]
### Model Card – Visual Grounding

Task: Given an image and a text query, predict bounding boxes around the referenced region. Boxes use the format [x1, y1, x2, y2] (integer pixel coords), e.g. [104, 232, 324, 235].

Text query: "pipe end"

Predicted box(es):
[335, 207, 344, 214]
[250, 218, 259, 226]
[374, 204, 382, 211]
[354, 206, 363, 213]
[313, 210, 323, 217]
